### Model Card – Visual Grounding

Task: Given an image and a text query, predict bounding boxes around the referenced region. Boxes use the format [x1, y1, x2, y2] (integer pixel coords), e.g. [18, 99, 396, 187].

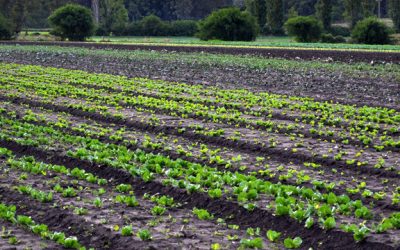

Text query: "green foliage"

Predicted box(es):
[151, 205, 166, 216]
[98, 0, 128, 36]
[344, 0, 363, 28]
[192, 208, 214, 220]
[48, 4, 94, 41]
[169, 20, 198, 36]
[320, 33, 346, 43]
[284, 16, 323, 42]
[0, 14, 12, 40]
[320, 216, 336, 230]
[361, 0, 376, 17]
[239, 237, 263, 249]
[316, 0, 333, 30]
[351, 17, 391, 45]
[245, 0, 267, 33]
[389, 0, 400, 32]
[10, 0, 26, 34]
[330, 26, 351, 37]
[197, 8, 258, 41]
[341, 224, 371, 242]
[115, 184, 132, 193]
[139, 15, 169, 36]
[124, 17, 198, 36]
[283, 237, 303, 249]
[266, 0, 284, 35]
[266, 230, 281, 242]
[121, 225, 133, 236]
[137, 229, 152, 241]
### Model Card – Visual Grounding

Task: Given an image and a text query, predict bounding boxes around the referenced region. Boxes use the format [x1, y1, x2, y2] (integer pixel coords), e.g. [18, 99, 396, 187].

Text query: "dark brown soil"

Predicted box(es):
[1, 41, 400, 63]
[0, 48, 398, 110]
[0, 139, 395, 250]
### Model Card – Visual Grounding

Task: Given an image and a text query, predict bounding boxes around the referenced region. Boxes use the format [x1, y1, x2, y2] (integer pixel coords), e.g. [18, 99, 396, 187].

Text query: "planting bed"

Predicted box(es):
[0, 45, 398, 250]
[0, 45, 399, 110]
[1, 41, 400, 63]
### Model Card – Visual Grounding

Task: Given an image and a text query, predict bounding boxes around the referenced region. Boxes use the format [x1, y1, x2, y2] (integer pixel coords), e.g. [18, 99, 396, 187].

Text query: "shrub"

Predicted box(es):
[197, 7, 258, 41]
[351, 17, 392, 45]
[139, 15, 168, 36]
[284, 16, 322, 43]
[0, 14, 12, 40]
[170, 20, 198, 36]
[320, 33, 347, 43]
[48, 4, 94, 41]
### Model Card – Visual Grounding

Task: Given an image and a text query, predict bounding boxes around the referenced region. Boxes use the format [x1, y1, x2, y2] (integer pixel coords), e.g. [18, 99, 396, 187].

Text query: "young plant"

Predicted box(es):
[284, 237, 303, 249]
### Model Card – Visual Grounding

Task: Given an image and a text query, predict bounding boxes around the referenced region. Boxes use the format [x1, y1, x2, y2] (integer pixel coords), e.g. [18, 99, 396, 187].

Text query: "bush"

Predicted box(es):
[284, 16, 322, 43]
[320, 33, 346, 43]
[351, 17, 392, 45]
[48, 4, 94, 41]
[197, 8, 258, 41]
[139, 15, 169, 36]
[170, 20, 198, 36]
[0, 14, 12, 40]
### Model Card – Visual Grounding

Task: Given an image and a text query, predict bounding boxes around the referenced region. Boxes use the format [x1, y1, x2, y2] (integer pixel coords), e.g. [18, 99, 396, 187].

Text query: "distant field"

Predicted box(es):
[89, 36, 400, 52]
[15, 32, 400, 52]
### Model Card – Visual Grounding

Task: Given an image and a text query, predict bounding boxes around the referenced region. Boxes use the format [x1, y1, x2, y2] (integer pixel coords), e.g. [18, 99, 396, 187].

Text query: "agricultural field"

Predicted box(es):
[0, 43, 399, 250]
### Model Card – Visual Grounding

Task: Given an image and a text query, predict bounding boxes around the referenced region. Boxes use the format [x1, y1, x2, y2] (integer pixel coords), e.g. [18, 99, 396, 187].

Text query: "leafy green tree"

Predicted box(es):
[48, 4, 94, 41]
[245, 0, 267, 31]
[99, 0, 128, 35]
[0, 13, 12, 40]
[266, 0, 284, 34]
[197, 7, 258, 41]
[344, 0, 363, 28]
[10, 0, 27, 34]
[316, 0, 332, 30]
[361, 0, 376, 17]
[389, 0, 400, 32]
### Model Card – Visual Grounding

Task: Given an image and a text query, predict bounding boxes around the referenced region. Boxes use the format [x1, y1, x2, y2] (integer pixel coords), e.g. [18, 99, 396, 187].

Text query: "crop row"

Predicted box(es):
[1, 63, 399, 151]
[0, 147, 284, 249]
[1, 101, 398, 210]
[0, 110, 399, 247]
[1, 71, 399, 183]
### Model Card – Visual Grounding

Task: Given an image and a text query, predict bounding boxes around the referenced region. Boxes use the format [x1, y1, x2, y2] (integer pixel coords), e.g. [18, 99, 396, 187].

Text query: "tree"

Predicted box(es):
[99, 0, 128, 35]
[10, 0, 27, 34]
[389, 0, 400, 32]
[0, 13, 12, 40]
[316, 0, 332, 30]
[344, 0, 363, 28]
[352, 17, 391, 44]
[174, 0, 194, 19]
[197, 7, 258, 41]
[91, 0, 99, 24]
[48, 4, 94, 41]
[361, 0, 376, 17]
[266, 0, 284, 34]
[284, 15, 322, 42]
[245, 0, 267, 31]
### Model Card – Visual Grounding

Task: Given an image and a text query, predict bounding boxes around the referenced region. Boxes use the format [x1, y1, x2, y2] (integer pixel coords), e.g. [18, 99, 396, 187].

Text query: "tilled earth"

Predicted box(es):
[0, 49, 399, 110]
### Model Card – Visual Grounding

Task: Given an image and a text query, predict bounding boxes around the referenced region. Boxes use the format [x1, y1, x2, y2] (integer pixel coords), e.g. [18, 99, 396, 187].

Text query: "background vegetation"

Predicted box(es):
[0, 0, 398, 44]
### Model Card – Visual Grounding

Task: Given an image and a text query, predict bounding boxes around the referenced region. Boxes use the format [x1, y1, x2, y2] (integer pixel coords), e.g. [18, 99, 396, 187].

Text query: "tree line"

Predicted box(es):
[244, 0, 399, 34]
[0, 0, 398, 35]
